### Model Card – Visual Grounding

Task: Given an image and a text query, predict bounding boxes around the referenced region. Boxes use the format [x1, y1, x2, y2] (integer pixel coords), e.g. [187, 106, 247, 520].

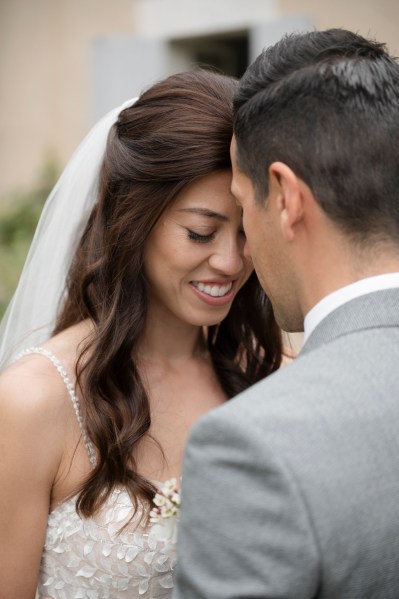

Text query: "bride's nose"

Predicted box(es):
[208, 235, 245, 276]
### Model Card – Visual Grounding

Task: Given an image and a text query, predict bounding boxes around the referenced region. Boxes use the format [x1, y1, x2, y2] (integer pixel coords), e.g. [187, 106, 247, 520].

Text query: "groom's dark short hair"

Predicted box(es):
[234, 29, 399, 242]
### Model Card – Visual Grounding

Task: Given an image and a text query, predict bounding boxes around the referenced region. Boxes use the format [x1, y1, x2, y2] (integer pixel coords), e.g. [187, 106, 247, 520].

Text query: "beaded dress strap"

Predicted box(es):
[14, 347, 97, 468]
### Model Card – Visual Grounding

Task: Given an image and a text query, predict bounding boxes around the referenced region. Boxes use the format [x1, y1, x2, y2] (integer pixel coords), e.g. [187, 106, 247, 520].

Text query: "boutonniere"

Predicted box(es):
[149, 478, 181, 546]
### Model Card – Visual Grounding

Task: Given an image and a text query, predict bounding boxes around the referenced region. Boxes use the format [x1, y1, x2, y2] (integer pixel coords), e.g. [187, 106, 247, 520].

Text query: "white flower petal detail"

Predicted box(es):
[143, 550, 156, 565]
[115, 506, 133, 522]
[125, 546, 140, 562]
[84, 541, 95, 556]
[160, 573, 175, 588]
[139, 580, 149, 595]
[76, 565, 96, 578]
[102, 542, 113, 557]
[54, 581, 66, 590]
[137, 563, 149, 577]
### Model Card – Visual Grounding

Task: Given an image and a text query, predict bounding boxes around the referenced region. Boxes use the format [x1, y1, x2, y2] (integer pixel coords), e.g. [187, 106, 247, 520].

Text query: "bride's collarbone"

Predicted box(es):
[144, 357, 226, 399]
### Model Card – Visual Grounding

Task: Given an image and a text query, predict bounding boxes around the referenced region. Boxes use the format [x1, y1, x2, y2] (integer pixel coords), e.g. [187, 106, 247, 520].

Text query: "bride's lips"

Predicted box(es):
[189, 279, 236, 306]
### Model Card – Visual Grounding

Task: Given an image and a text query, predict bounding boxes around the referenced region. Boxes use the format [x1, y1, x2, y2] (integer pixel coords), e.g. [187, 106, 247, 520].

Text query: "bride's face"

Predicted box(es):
[144, 170, 254, 328]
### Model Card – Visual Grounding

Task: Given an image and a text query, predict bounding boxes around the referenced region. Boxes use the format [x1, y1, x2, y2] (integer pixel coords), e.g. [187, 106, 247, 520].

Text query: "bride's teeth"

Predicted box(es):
[193, 282, 232, 297]
[210, 285, 222, 297]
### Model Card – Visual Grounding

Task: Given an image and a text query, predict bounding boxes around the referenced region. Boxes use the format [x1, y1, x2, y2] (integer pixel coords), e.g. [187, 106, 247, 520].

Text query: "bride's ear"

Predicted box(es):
[268, 162, 305, 242]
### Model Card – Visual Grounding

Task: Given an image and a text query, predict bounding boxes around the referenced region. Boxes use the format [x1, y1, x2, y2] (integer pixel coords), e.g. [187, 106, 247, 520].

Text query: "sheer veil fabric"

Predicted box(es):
[0, 98, 136, 371]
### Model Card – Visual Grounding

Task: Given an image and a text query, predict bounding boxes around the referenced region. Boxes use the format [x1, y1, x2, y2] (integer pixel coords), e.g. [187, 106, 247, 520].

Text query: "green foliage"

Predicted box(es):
[0, 158, 59, 318]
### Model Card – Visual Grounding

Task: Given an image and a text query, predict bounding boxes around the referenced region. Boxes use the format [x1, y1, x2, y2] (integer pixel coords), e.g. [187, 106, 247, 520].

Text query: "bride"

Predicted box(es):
[0, 69, 282, 598]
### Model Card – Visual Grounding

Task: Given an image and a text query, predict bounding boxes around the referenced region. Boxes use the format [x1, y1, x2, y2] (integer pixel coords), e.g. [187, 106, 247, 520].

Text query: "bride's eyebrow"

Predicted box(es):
[177, 208, 228, 222]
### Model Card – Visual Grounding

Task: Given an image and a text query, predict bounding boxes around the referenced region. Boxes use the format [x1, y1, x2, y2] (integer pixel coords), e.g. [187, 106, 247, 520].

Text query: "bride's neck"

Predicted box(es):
[139, 316, 207, 366]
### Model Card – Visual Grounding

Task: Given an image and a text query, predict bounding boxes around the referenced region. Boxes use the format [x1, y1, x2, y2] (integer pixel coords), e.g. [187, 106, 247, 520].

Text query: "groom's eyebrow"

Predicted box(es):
[177, 208, 228, 221]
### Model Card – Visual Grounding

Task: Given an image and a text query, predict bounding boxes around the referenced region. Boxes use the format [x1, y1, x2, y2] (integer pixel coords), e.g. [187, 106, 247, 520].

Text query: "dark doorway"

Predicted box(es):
[170, 30, 249, 78]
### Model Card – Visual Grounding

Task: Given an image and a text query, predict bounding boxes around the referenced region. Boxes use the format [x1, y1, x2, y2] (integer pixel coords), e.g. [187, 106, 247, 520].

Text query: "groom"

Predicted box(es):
[173, 29, 399, 598]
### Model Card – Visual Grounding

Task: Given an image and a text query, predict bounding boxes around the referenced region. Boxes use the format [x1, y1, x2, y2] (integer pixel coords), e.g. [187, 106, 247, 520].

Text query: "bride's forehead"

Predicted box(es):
[168, 171, 236, 210]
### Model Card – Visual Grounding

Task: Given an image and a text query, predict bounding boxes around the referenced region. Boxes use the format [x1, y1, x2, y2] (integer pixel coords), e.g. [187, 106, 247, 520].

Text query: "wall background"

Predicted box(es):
[1, 0, 398, 200]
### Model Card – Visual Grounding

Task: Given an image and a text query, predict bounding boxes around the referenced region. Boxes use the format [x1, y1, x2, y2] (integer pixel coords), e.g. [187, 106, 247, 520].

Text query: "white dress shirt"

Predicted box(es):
[303, 273, 399, 343]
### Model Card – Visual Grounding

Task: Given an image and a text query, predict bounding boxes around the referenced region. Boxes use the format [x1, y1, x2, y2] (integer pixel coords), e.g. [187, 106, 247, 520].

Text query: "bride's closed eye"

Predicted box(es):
[187, 229, 216, 243]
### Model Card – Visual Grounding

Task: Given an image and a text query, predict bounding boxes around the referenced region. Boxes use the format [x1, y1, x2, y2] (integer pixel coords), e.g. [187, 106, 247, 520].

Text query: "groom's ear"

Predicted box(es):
[268, 162, 306, 242]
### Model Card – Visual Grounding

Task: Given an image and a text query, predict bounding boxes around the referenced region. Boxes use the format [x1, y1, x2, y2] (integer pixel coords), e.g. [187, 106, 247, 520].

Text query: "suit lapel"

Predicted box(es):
[300, 288, 399, 356]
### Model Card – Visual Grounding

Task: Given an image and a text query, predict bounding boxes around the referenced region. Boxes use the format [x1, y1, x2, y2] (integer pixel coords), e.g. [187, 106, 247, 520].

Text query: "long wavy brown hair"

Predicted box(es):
[54, 69, 283, 518]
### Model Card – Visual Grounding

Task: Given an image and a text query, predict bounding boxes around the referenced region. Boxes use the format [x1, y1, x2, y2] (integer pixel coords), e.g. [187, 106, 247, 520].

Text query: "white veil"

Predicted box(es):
[0, 98, 136, 370]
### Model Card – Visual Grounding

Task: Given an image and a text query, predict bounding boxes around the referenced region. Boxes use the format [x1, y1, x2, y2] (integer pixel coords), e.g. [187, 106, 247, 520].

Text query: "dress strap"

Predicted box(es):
[14, 346, 97, 468]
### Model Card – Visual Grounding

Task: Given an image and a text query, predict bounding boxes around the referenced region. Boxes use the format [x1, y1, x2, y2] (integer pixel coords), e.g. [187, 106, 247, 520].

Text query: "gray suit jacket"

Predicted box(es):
[173, 289, 399, 598]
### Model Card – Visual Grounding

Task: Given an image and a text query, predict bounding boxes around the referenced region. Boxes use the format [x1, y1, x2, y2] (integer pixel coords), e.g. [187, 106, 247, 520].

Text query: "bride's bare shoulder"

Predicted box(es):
[0, 350, 69, 421]
[0, 319, 92, 417]
[0, 354, 71, 494]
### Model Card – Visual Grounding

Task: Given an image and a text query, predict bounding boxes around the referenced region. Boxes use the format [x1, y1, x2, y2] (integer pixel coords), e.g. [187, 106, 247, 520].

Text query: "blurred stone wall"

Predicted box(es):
[0, 0, 134, 199]
[1, 0, 398, 199]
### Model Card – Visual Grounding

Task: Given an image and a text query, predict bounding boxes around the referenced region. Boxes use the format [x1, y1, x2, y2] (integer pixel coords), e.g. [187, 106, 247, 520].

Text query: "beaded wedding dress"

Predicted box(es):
[20, 348, 176, 599]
